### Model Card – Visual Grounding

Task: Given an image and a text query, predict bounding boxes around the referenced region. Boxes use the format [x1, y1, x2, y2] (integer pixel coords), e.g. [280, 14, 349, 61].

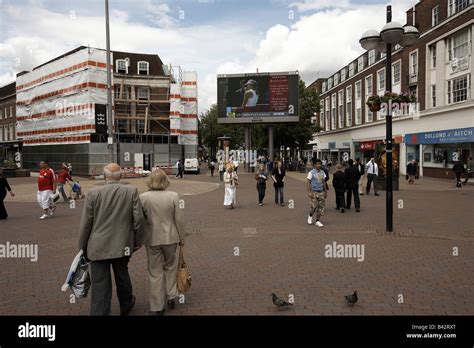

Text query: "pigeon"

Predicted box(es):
[271, 293, 293, 308]
[344, 291, 358, 306]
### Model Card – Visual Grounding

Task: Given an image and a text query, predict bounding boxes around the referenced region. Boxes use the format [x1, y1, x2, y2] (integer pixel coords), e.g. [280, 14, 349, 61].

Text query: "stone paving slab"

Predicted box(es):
[0, 169, 472, 315]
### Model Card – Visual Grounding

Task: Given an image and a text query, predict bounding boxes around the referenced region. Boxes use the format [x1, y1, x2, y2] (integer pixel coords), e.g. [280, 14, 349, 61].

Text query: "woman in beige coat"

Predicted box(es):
[139, 169, 185, 315]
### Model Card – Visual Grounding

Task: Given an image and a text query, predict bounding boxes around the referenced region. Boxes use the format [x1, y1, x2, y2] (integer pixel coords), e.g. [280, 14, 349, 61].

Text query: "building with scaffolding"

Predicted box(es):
[15, 46, 198, 175]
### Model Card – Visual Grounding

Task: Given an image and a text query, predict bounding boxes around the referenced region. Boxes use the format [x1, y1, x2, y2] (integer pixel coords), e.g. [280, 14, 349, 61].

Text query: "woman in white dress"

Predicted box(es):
[223, 164, 238, 209]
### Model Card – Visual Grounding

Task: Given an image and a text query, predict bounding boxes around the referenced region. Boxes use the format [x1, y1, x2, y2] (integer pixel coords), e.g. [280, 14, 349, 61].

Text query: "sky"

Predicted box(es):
[0, 0, 417, 114]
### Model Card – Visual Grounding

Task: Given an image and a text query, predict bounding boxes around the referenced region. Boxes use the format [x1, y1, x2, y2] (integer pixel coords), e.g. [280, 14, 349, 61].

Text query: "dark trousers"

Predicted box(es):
[455, 172, 462, 186]
[274, 186, 284, 204]
[335, 190, 345, 209]
[346, 188, 360, 209]
[90, 256, 134, 316]
[366, 174, 378, 194]
[58, 183, 68, 202]
[210, 168, 215, 177]
[176, 170, 183, 179]
[219, 171, 224, 181]
[257, 183, 266, 203]
[0, 191, 7, 219]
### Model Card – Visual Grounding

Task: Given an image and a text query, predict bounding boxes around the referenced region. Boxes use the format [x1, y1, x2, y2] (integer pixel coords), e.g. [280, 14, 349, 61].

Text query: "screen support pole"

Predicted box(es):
[268, 125, 274, 163]
[244, 126, 251, 172]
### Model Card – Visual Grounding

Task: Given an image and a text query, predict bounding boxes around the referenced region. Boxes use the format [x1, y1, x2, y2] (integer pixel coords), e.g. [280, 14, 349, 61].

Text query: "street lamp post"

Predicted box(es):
[105, 0, 114, 164]
[359, 5, 419, 232]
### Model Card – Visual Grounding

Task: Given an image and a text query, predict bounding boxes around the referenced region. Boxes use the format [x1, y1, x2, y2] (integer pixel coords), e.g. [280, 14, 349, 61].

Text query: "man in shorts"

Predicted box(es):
[37, 161, 57, 220]
[307, 158, 327, 227]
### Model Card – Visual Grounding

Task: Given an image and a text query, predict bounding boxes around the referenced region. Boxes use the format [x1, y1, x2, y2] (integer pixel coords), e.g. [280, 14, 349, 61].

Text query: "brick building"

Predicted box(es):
[0, 82, 20, 165]
[309, 0, 473, 179]
[15, 46, 197, 175]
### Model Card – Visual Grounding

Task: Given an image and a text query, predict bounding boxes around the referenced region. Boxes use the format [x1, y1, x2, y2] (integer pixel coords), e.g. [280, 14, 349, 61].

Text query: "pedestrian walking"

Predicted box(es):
[255, 163, 267, 206]
[332, 164, 347, 213]
[345, 159, 361, 212]
[463, 157, 472, 185]
[453, 160, 464, 188]
[78, 163, 143, 316]
[209, 160, 215, 177]
[218, 161, 225, 181]
[271, 161, 285, 206]
[175, 160, 184, 179]
[0, 169, 15, 220]
[307, 159, 327, 227]
[139, 169, 185, 315]
[223, 164, 238, 209]
[355, 158, 365, 195]
[365, 158, 379, 196]
[37, 161, 57, 220]
[57, 163, 73, 202]
[406, 159, 417, 185]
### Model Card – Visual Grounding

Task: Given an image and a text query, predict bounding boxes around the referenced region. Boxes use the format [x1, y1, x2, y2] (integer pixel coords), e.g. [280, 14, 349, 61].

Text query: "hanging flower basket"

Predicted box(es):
[369, 103, 381, 112]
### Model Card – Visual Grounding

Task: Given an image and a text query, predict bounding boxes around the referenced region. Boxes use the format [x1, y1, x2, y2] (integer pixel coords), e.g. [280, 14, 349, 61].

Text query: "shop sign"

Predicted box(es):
[406, 127, 474, 145]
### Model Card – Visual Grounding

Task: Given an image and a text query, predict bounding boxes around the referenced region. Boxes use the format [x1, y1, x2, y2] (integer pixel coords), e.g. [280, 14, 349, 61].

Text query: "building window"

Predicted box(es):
[357, 57, 364, 72]
[137, 87, 150, 100]
[346, 86, 352, 127]
[0, 107, 2, 120]
[116, 59, 127, 74]
[365, 75, 373, 96]
[348, 63, 355, 77]
[378, 69, 385, 90]
[368, 50, 375, 65]
[338, 90, 344, 128]
[431, 85, 436, 107]
[10, 124, 14, 140]
[137, 120, 145, 133]
[393, 62, 401, 84]
[448, 74, 470, 104]
[0, 126, 3, 141]
[325, 97, 330, 131]
[355, 107, 362, 125]
[410, 51, 418, 77]
[4, 106, 8, 118]
[451, 29, 469, 61]
[331, 94, 337, 130]
[5, 124, 9, 141]
[341, 68, 346, 82]
[319, 101, 325, 128]
[138, 61, 149, 75]
[328, 78, 333, 89]
[117, 119, 129, 133]
[432, 5, 439, 26]
[449, 0, 470, 16]
[355, 81, 361, 99]
[431, 45, 437, 68]
[334, 73, 339, 85]
[322, 82, 326, 92]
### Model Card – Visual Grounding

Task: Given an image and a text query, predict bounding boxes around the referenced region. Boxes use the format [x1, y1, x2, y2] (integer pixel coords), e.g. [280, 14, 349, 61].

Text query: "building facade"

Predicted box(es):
[15, 46, 197, 175]
[309, 0, 473, 178]
[0, 82, 20, 165]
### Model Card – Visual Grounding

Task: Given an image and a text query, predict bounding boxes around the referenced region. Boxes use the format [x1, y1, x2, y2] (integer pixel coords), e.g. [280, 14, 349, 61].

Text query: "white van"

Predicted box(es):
[184, 158, 200, 174]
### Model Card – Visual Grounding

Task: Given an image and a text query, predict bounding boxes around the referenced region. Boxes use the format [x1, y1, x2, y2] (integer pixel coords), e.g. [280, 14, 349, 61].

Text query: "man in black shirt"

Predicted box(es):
[345, 159, 361, 212]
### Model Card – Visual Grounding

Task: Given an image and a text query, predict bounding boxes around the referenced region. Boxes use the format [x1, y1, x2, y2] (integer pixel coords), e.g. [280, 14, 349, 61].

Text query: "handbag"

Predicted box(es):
[177, 246, 191, 293]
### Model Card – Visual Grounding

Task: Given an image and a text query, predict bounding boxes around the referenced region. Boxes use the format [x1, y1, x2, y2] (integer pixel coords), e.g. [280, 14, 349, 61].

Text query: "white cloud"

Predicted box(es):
[143, 0, 179, 28]
[0, 0, 419, 112]
[289, 0, 352, 11]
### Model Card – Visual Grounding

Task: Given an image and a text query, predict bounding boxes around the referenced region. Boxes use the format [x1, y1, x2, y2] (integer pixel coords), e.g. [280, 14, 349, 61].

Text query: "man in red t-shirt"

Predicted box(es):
[37, 161, 57, 220]
[58, 163, 72, 202]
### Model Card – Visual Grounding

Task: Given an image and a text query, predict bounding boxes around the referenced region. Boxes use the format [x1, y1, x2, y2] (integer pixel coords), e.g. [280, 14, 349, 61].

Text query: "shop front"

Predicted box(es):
[405, 127, 474, 179]
[354, 140, 384, 164]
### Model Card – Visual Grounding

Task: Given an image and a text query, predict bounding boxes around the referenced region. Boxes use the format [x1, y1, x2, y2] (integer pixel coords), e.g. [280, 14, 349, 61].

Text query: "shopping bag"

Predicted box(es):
[61, 250, 91, 298]
[177, 246, 191, 293]
[51, 191, 60, 203]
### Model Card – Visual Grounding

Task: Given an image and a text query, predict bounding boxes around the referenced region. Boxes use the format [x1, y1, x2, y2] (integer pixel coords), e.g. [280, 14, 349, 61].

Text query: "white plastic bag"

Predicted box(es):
[61, 250, 91, 298]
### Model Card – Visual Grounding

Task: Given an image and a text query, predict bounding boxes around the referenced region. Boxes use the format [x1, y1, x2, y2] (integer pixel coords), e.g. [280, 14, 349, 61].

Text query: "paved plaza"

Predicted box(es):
[0, 169, 473, 315]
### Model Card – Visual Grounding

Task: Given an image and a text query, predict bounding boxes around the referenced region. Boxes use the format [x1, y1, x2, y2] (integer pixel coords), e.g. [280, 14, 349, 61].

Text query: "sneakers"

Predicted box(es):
[49, 205, 57, 216]
[307, 215, 313, 225]
[39, 214, 48, 220]
[315, 221, 324, 227]
[259, 203, 263, 206]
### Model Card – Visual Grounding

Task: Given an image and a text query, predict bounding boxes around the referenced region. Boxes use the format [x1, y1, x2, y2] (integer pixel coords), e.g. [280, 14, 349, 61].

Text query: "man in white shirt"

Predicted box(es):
[365, 158, 379, 196]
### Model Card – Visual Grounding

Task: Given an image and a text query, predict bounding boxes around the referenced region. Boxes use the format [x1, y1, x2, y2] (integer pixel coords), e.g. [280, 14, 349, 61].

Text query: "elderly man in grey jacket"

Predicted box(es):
[78, 163, 143, 316]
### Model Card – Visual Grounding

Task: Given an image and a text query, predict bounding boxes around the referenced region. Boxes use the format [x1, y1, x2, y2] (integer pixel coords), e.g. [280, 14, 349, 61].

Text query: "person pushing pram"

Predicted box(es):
[68, 181, 85, 200]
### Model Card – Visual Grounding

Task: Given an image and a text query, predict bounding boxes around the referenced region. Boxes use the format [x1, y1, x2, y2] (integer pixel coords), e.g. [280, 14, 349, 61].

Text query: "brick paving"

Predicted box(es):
[0, 168, 473, 315]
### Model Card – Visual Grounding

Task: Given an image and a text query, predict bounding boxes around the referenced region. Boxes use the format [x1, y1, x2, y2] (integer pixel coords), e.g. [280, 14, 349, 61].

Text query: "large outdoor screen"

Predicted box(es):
[217, 71, 299, 123]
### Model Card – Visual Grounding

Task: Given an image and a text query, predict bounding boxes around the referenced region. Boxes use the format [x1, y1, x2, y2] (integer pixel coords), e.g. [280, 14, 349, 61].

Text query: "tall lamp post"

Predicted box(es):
[105, 0, 114, 163]
[359, 5, 419, 232]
